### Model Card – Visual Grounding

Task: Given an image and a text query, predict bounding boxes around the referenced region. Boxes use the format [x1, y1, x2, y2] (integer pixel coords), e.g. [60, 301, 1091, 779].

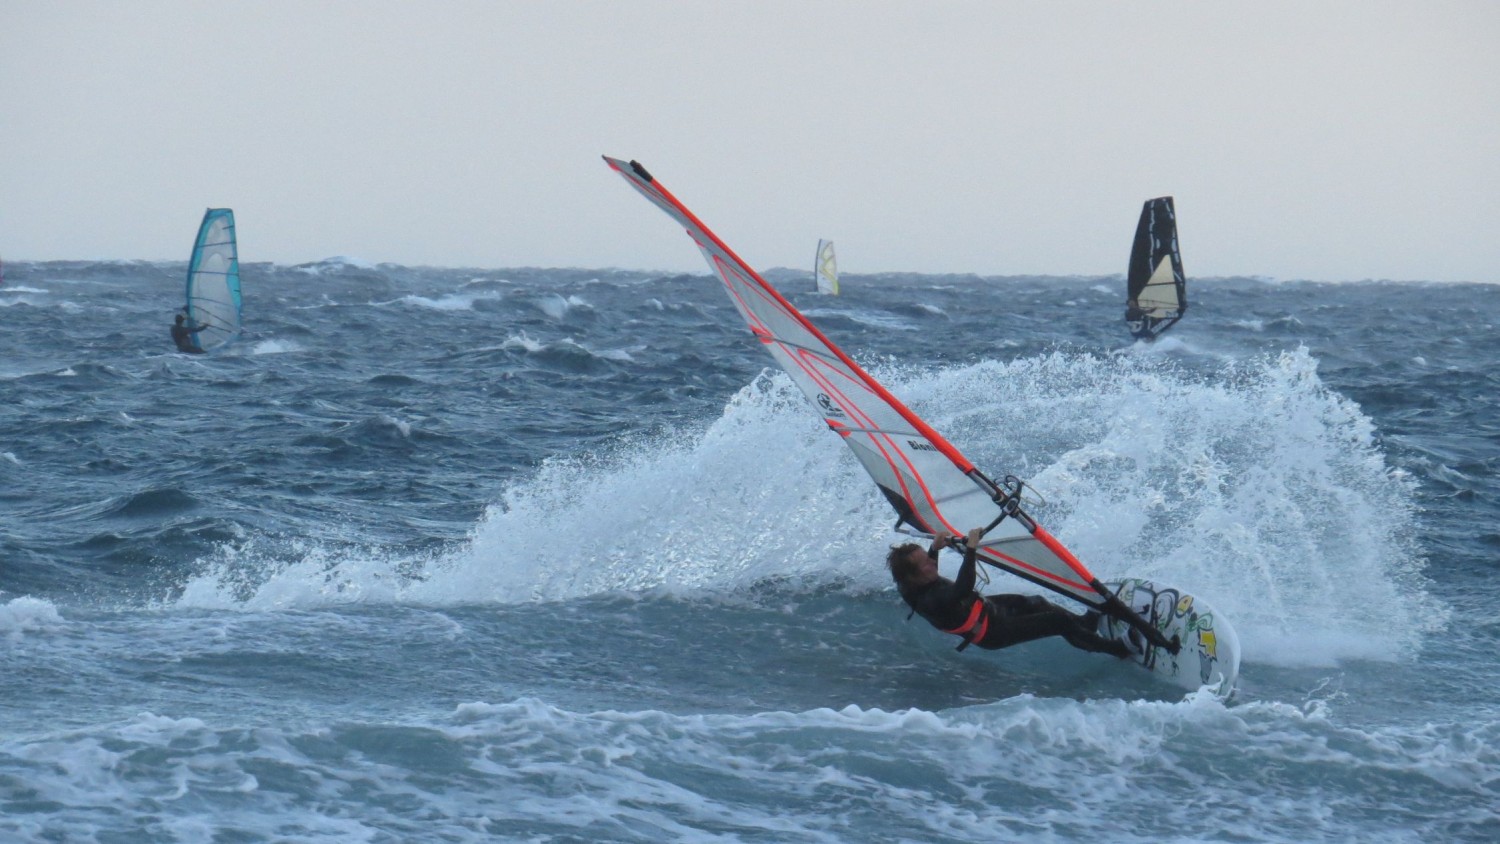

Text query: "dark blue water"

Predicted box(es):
[2, 260, 1496, 842]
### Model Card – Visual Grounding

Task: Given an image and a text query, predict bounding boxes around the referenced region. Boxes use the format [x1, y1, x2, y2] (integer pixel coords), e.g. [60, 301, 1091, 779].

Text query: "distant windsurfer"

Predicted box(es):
[888, 527, 1132, 658]
[171, 312, 211, 353]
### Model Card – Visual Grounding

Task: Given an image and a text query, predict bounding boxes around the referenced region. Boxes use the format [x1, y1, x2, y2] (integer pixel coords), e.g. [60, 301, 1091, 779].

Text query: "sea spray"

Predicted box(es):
[173, 349, 1440, 674]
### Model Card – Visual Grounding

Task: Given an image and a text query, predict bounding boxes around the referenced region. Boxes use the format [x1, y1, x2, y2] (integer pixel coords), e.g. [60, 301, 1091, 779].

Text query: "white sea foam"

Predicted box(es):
[420, 373, 890, 603]
[250, 339, 301, 355]
[174, 538, 426, 609]
[414, 692, 1495, 842]
[493, 332, 636, 363]
[1, 596, 65, 640]
[908, 348, 1439, 665]
[379, 414, 412, 438]
[536, 293, 592, 320]
[3, 679, 1491, 843]
[396, 290, 502, 311]
[501, 332, 544, 353]
[592, 346, 638, 363]
[313, 255, 376, 270]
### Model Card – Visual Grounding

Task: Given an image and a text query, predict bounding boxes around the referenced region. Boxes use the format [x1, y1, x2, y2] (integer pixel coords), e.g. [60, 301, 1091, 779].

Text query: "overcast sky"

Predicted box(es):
[2, 1, 1497, 281]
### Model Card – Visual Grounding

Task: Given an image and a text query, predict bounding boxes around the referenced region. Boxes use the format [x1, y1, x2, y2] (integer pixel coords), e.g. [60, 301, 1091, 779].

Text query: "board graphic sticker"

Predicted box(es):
[1097, 578, 1241, 694]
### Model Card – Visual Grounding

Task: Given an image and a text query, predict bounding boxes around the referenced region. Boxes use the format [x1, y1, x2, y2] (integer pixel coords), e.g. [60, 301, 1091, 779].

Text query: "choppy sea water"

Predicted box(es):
[2, 260, 1496, 842]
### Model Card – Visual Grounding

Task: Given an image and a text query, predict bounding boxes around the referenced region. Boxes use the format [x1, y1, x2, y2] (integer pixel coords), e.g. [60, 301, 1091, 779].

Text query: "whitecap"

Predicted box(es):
[397, 291, 502, 311]
[501, 332, 544, 353]
[1, 596, 65, 640]
[251, 339, 301, 355]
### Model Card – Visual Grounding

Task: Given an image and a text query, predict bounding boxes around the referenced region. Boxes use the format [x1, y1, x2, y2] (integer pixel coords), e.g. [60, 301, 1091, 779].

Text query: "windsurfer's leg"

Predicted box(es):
[1060, 628, 1132, 658]
[977, 596, 1089, 648]
[981, 596, 1129, 657]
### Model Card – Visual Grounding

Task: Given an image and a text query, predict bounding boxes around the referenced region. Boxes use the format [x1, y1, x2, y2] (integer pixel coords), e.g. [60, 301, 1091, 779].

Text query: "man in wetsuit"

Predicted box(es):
[171, 312, 211, 353]
[888, 527, 1130, 657]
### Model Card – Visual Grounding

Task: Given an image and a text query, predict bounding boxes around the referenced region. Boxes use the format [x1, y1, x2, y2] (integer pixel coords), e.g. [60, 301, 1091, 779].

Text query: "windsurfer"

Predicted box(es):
[888, 528, 1131, 658]
[171, 312, 211, 353]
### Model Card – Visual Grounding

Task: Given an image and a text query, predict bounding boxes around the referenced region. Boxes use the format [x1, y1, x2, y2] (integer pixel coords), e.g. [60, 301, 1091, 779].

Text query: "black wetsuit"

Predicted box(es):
[171, 322, 206, 353]
[1125, 305, 1155, 341]
[899, 542, 1127, 656]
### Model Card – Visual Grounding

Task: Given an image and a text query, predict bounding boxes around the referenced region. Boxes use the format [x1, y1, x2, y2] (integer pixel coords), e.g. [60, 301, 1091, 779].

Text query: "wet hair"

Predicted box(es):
[886, 542, 923, 585]
[175, 313, 185, 323]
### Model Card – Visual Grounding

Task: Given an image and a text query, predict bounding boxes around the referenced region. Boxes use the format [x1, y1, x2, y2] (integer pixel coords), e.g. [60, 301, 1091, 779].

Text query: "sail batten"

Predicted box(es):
[830, 425, 926, 437]
[183, 208, 242, 352]
[605, 156, 1112, 608]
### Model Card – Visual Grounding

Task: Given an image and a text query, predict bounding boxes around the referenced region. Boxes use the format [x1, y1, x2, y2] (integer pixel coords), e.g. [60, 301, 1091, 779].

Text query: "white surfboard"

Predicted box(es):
[1096, 578, 1240, 696]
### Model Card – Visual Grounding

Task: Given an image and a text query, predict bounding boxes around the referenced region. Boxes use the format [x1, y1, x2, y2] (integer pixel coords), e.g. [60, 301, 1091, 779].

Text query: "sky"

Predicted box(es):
[2, 1, 1497, 282]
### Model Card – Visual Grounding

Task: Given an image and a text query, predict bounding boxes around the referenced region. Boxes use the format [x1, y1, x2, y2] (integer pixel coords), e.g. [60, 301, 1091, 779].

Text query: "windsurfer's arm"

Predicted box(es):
[927, 531, 953, 558]
[952, 528, 984, 593]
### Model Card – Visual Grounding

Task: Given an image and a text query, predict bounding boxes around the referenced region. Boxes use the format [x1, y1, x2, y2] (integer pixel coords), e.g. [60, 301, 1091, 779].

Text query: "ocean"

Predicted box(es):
[1, 260, 1496, 842]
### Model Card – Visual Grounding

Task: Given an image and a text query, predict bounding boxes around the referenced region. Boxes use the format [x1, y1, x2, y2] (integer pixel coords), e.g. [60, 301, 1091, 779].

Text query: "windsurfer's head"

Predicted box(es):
[887, 543, 936, 587]
[175, 313, 185, 324]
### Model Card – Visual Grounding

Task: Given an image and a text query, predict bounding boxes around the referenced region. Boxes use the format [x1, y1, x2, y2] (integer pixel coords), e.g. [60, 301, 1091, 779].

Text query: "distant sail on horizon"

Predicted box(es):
[1125, 196, 1186, 340]
[182, 208, 242, 352]
[814, 238, 839, 295]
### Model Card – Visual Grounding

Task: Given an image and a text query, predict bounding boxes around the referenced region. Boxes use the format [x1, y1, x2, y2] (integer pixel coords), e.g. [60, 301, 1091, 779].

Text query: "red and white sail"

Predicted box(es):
[604, 157, 1111, 608]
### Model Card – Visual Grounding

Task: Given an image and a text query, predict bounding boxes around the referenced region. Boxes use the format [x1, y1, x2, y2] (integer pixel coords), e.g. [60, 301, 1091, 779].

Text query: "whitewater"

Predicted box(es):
[1, 261, 1495, 842]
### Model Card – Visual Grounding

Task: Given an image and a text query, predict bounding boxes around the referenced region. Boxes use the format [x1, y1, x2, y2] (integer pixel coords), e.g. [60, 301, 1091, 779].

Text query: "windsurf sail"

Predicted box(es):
[604, 156, 1174, 648]
[182, 208, 242, 352]
[1125, 196, 1186, 340]
[814, 238, 839, 295]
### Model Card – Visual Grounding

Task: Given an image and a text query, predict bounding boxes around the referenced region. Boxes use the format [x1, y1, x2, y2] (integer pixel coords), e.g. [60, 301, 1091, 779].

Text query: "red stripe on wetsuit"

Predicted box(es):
[944, 598, 990, 649]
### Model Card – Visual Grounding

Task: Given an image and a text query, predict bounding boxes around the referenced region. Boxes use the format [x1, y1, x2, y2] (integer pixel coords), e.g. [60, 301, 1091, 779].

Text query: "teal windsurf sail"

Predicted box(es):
[182, 208, 242, 352]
